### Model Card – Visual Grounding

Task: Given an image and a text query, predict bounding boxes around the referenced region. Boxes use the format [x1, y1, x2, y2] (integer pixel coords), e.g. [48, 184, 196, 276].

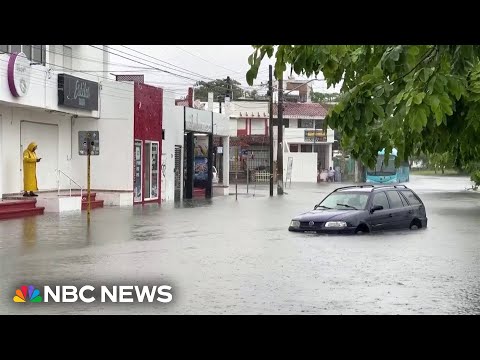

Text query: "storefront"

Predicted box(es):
[133, 83, 163, 205]
[183, 107, 214, 199]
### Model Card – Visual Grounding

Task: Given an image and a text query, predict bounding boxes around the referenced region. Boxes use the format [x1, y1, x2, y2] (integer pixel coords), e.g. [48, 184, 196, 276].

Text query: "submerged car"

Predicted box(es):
[289, 185, 427, 234]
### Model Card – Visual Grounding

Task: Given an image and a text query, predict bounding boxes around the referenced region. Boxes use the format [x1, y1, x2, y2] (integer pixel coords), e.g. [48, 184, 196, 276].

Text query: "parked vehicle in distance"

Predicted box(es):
[366, 148, 410, 184]
[289, 185, 427, 234]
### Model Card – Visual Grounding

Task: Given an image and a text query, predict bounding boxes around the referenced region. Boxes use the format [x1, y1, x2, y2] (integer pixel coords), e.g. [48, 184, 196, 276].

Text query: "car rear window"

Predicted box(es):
[400, 190, 421, 205]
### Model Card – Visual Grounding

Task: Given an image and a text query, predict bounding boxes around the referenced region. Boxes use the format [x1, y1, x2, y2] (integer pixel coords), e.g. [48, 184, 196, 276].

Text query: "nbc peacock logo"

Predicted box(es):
[13, 285, 43, 303]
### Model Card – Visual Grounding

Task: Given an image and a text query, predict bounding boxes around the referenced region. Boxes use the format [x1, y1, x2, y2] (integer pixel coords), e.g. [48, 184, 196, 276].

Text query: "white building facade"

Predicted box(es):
[0, 45, 135, 206]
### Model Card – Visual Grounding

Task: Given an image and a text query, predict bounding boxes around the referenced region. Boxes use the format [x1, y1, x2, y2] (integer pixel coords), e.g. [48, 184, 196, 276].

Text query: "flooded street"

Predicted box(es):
[1, 175, 480, 314]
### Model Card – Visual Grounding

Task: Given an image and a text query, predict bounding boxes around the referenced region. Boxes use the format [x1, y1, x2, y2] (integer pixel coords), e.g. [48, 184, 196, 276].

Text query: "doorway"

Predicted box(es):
[144, 141, 159, 201]
[20, 121, 59, 191]
[134, 139, 142, 203]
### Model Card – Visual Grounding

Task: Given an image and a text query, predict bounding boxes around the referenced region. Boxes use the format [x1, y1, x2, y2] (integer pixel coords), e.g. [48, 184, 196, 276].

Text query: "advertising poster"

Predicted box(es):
[194, 136, 208, 188]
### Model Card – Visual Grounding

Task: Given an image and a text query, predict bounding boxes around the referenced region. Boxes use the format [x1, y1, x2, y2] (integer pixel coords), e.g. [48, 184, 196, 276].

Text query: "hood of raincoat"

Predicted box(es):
[27, 142, 37, 151]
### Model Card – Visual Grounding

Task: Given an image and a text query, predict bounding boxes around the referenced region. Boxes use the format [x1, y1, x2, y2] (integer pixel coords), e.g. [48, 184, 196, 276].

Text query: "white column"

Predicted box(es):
[328, 143, 333, 169]
[208, 92, 214, 112]
[222, 136, 229, 187]
[0, 114, 3, 197]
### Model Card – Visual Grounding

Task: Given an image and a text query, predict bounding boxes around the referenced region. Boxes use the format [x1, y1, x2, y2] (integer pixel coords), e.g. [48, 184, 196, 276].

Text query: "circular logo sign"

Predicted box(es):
[8, 52, 31, 97]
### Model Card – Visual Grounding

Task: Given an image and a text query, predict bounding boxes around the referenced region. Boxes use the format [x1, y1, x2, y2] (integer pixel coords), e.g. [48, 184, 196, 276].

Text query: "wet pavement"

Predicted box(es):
[1, 175, 480, 314]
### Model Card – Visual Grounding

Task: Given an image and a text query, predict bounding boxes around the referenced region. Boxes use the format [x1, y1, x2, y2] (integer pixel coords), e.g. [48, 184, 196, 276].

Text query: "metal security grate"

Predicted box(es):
[174, 145, 182, 201]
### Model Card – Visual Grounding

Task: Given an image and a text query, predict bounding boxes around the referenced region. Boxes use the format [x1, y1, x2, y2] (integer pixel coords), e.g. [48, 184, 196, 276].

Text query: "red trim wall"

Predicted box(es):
[134, 83, 163, 204]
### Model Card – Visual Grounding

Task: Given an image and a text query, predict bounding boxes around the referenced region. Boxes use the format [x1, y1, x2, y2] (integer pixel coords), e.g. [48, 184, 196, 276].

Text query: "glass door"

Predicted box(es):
[144, 142, 151, 200]
[134, 140, 143, 203]
[144, 141, 159, 200]
[151, 141, 159, 199]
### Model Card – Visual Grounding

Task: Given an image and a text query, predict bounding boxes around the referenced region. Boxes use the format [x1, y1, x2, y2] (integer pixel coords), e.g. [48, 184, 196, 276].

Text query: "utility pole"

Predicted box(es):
[277, 78, 284, 195]
[87, 146, 91, 225]
[218, 95, 222, 113]
[268, 65, 274, 197]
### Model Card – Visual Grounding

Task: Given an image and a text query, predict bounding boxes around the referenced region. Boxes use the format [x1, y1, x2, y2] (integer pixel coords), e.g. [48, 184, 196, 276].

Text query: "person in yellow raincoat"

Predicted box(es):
[23, 142, 41, 197]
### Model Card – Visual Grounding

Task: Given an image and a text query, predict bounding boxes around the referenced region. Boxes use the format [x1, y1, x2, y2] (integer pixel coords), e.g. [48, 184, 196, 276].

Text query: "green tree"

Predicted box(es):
[311, 92, 340, 103]
[194, 78, 244, 101]
[246, 45, 480, 186]
[428, 152, 454, 174]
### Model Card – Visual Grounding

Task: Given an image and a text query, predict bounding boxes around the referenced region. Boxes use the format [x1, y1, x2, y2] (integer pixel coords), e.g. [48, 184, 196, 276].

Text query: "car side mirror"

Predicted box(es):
[370, 205, 383, 213]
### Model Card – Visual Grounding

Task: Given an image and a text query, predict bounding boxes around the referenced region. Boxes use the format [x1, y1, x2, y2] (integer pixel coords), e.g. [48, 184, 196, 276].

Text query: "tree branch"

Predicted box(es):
[390, 46, 437, 84]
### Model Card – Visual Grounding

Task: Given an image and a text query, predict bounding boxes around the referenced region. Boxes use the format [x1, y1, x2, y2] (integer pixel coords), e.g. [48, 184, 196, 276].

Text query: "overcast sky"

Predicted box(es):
[109, 45, 341, 100]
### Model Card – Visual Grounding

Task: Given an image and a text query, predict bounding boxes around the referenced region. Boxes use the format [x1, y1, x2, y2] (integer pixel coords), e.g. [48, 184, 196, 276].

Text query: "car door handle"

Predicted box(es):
[388, 214, 393, 217]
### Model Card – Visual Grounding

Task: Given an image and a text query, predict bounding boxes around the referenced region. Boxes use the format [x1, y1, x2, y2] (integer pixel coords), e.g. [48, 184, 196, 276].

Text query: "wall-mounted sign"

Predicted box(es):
[304, 129, 327, 142]
[8, 52, 31, 97]
[58, 74, 99, 110]
[78, 131, 100, 155]
[185, 108, 212, 133]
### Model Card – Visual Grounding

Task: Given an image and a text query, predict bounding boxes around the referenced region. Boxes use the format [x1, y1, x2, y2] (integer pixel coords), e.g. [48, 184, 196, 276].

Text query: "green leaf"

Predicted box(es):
[365, 103, 373, 123]
[373, 97, 385, 106]
[408, 46, 420, 56]
[434, 108, 443, 125]
[333, 101, 346, 114]
[422, 68, 433, 82]
[427, 75, 436, 94]
[413, 92, 426, 105]
[374, 86, 385, 97]
[373, 104, 385, 118]
[246, 68, 257, 86]
[418, 106, 429, 126]
[386, 101, 395, 116]
[373, 66, 383, 78]
[406, 97, 413, 108]
[391, 47, 401, 61]
[266, 47, 274, 57]
[395, 90, 405, 105]
[384, 82, 394, 93]
[248, 54, 254, 66]
[426, 95, 440, 111]
[362, 74, 376, 83]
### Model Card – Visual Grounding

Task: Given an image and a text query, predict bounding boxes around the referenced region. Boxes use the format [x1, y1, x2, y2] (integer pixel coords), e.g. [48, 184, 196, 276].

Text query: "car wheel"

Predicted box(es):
[409, 219, 422, 230]
[355, 224, 369, 235]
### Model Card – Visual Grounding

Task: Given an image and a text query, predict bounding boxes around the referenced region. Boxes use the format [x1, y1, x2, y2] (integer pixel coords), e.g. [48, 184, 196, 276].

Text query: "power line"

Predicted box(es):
[118, 45, 217, 83]
[172, 45, 242, 75]
[89, 45, 205, 83]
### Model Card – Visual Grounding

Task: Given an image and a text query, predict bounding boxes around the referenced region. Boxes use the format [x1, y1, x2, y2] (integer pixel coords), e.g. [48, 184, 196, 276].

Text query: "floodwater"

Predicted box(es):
[1, 175, 479, 314]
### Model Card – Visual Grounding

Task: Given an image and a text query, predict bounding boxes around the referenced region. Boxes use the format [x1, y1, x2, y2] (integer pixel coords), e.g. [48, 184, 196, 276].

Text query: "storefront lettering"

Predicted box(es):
[68, 80, 91, 100]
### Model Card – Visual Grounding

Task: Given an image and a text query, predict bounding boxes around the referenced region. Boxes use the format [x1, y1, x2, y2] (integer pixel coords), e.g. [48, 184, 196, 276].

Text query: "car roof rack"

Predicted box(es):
[332, 184, 408, 192]
[332, 185, 375, 192]
[371, 184, 408, 190]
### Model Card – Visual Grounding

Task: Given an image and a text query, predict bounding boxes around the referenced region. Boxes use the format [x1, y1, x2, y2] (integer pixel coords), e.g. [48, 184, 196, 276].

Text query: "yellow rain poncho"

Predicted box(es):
[23, 142, 38, 192]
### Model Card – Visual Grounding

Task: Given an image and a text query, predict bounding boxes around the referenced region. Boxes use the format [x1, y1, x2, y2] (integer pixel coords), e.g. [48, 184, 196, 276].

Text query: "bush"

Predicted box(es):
[471, 170, 480, 190]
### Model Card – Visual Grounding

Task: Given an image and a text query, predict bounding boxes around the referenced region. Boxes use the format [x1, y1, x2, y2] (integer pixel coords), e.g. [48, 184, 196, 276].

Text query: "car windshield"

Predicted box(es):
[367, 155, 396, 176]
[318, 192, 369, 210]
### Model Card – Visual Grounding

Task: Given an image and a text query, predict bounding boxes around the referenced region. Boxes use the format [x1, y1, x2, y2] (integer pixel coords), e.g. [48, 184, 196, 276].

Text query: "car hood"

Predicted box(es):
[293, 209, 363, 222]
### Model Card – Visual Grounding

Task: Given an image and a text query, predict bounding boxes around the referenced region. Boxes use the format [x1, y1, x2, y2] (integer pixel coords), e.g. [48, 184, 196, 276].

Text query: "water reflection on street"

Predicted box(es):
[1, 175, 479, 314]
